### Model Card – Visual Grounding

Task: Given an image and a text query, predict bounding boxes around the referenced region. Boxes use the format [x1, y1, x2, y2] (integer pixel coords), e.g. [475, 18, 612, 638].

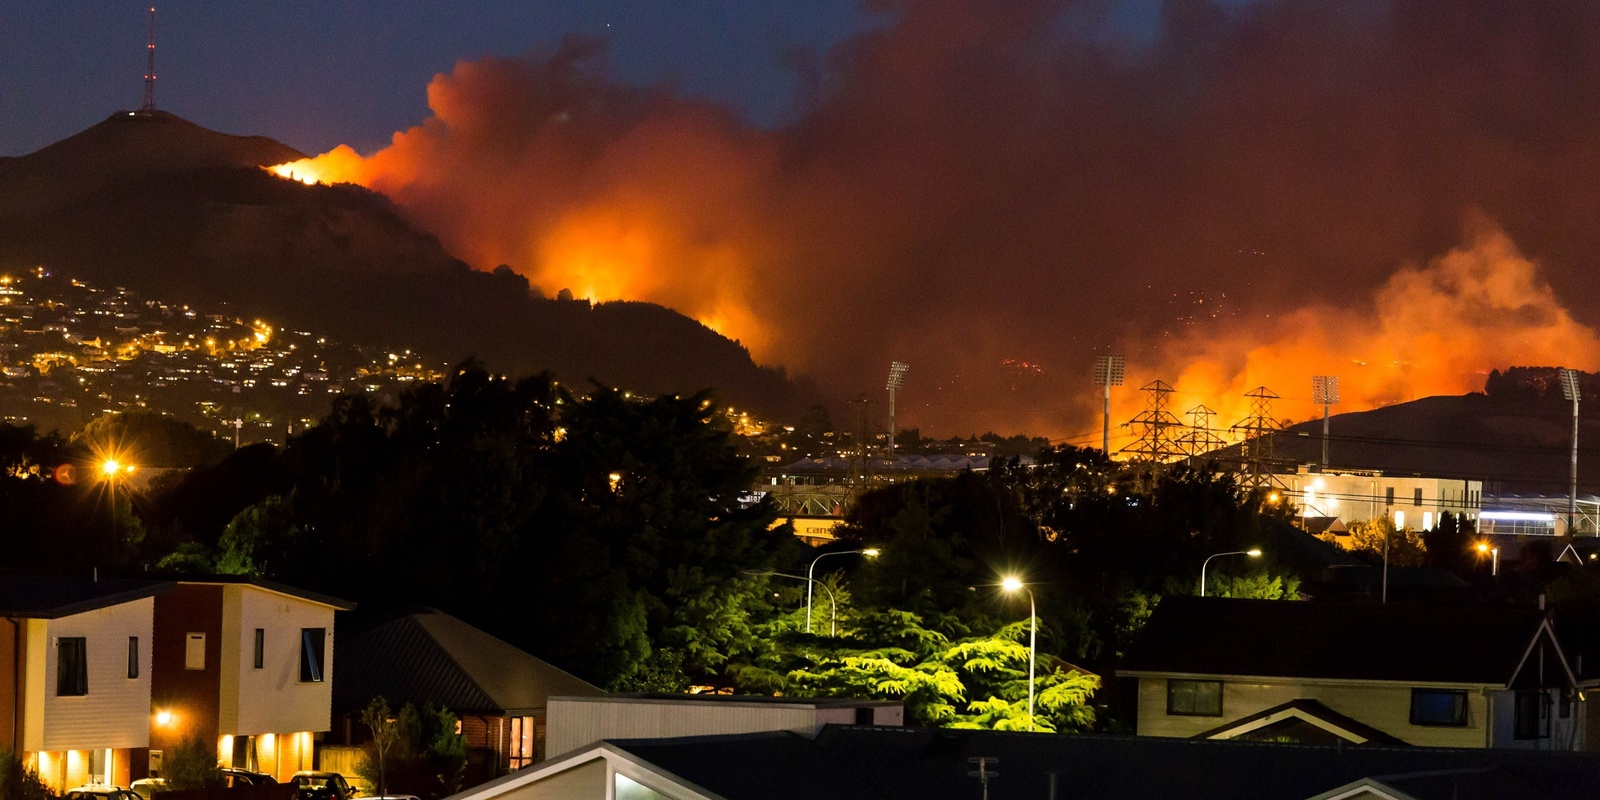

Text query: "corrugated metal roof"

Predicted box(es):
[334, 608, 601, 716]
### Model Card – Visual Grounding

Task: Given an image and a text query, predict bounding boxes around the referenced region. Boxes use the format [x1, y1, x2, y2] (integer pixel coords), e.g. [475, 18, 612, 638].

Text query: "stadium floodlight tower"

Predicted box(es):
[1093, 355, 1126, 455]
[1561, 368, 1581, 532]
[1311, 375, 1340, 472]
[886, 361, 910, 458]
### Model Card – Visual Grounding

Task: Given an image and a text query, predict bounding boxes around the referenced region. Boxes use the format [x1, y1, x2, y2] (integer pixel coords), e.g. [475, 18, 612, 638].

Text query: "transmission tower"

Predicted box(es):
[848, 393, 875, 487]
[1176, 404, 1226, 462]
[1229, 386, 1286, 491]
[142, 6, 157, 113]
[1121, 380, 1184, 463]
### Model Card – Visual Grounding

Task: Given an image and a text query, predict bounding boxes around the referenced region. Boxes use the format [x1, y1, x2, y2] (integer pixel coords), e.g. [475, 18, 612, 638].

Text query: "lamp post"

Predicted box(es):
[806, 549, 880, 633]
[1199, 549, 1262, 597]
[747, 570, 844, 635]
[1000, 576, 1037, 731]
[1477, 542, 1500, 577]
[886, 362, 910, 458]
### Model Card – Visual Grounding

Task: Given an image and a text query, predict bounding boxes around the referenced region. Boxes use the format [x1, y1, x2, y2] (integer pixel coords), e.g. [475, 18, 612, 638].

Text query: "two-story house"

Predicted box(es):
[1120, 597, 1580, 749]
[136, 578, 353, 782]
[0, 576, 171, 792]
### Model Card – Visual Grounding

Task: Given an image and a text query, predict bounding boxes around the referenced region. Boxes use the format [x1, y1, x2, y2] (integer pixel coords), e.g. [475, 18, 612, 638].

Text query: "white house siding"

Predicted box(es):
[1135, 676, 1493, 749]
[28, 598, 154, 751]
[547, 699, 831, 758]
[493, 760, 606, 800]
[218, 585, 335, 736]
[1488, 689, 1582, 750]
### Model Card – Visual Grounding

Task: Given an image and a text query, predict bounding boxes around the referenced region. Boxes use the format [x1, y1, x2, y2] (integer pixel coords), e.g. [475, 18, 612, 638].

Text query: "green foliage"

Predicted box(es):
[77, 411, 230, 469]
[1340, 517, 1428, 568]
[0, 748, 53, 800]
[214, 494, 300, 575]
[1204, 571, 1302, 600]
[355, 699, 466, 799]
[164, 735, 222, 791]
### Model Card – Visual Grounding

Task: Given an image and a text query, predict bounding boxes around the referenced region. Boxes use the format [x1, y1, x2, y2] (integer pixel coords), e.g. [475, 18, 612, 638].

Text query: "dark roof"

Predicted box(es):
[0, 576, 171, 618]
[605, 725, 1600, 800]
[1121, 596, 1553, 684]
[175, 577, 355, 610]
[1193, 699, 1411, 746]
[595, 693, 898, 708]
[333, 608, 601, 716]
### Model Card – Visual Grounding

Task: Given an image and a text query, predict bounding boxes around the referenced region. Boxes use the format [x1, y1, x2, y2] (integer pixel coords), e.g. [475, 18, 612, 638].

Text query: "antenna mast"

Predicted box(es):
[142, 6, 157, 112]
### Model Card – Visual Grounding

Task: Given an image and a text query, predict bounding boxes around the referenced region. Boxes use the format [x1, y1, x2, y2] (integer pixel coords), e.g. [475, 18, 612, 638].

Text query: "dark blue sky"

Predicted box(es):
[0, 1, 1174, 157]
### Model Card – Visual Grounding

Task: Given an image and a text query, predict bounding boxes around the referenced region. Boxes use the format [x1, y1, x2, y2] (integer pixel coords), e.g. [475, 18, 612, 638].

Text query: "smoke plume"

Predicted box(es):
[272, 0, 1600, 437]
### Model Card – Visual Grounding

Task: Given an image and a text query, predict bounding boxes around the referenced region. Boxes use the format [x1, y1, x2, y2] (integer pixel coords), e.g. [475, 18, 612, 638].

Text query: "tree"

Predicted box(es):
[0, 748, 52, 800]
[361, 697, 402, 797]
[165, 735, 222, 791]
[1340, 518, 1428, 568]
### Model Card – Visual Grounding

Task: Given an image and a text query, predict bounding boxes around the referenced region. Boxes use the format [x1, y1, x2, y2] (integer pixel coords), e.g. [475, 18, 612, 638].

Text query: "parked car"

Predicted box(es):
[129, 778, 167, 800]
[66, 786, 141, 800]
[291, 771, 356, 800]
[222, 768, 279, 787]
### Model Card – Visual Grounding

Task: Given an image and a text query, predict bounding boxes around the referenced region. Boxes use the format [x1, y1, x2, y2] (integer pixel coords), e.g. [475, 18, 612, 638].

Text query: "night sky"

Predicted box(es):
[8, 1, 1600, 439]
[0, 0, 1177, 157]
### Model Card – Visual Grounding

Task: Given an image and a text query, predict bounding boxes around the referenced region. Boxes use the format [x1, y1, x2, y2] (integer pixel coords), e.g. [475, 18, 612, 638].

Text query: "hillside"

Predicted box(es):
[0, 112, 816, 417]
[1226, 386, 1596, 495]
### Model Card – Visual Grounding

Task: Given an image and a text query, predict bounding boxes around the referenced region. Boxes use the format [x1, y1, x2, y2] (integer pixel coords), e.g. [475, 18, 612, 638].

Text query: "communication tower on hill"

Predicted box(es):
[141, 6, 157, 113]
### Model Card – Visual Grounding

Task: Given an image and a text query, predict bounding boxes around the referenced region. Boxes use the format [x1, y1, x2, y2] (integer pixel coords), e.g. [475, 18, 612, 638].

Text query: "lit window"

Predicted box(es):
[1166, 679, 1222, 717]
[1410, 689, 1467, 726]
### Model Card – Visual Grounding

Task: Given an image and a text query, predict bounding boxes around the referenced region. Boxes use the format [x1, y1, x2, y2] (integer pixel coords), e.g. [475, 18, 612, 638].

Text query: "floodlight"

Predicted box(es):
[886, 361, 911, 390]
[1312, 375, 1340, 405]
[1560, 368, 1581, 402]
[1093, 355, 1125, 388]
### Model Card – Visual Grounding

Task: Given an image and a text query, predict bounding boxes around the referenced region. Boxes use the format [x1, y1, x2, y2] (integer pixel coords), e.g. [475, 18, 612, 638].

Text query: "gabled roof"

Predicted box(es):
[1193, 699, 1410, 746]
[0, 576, 171, 618]
[1121, 597, 1558, 685]
[334, 608, 601, 716]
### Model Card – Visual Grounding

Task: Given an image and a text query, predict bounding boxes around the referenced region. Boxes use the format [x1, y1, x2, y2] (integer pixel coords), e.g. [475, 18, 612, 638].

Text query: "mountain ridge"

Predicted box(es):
[0, 111, 818, 418]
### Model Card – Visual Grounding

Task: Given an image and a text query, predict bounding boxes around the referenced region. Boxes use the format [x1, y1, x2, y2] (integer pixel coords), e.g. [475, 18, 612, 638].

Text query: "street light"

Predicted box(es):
[1000, 576, 1037, 731]
[746, 570, 843, 636]
[806, 549, 880, 633]
[1477, 542, 1500, 577]
[1199, 549, 1262, 597]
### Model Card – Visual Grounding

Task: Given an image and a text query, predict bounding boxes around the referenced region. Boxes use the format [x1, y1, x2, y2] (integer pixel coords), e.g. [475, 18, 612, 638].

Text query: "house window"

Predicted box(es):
[56, 637, 88, 696]
[1386, 487, 1395, 506]
[128, 636, 140, 679]
[1410, 689, 1467, 726]
[1514, 691, 1551, 739]
[509, 716, 536, 769]
[300, 628, 326, 682]
[1414, 488, 1423, 506]
[1559, 689, 1573, 720]
[1166, 679, 1223, 717]
[185, 633, 206, 670]
[253, 628, 264, 670]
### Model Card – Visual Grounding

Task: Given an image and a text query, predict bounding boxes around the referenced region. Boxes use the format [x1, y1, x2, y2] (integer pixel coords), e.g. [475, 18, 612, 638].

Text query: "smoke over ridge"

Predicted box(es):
[272, 0, 1600, 438]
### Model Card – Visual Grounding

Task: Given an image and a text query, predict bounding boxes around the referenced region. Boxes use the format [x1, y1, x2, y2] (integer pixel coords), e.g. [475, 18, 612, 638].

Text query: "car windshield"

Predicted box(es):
[296, 777, 335, 788]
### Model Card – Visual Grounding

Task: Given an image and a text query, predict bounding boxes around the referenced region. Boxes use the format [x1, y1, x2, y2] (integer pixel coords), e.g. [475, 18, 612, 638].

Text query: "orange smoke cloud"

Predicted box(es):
[262, 1, 1600, 438]
[1110, 220, 1600, 450]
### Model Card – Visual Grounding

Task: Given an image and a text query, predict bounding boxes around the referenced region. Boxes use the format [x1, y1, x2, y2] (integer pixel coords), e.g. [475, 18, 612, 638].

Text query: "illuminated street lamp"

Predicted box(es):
[1477, 542, 1500, 577]
[806, 549, 880, 633]
[1000, 576, 1037, 731]
[1199, 549, 1262, 597]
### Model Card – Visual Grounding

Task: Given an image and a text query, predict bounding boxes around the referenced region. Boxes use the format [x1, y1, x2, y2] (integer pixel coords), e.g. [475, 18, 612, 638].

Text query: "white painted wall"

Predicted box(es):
[546, 698, 897, 759]
[28, 597, 154, 751]
[1135, 675, 1493, 749]
[218, 585, 335, 736]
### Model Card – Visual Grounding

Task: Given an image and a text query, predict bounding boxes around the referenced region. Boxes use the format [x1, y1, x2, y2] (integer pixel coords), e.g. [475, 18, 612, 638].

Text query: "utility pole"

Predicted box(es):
[1312, 375, 1340, 472]
[1092, 355, 1125, 455]
[1561, 368, 1581, 533]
